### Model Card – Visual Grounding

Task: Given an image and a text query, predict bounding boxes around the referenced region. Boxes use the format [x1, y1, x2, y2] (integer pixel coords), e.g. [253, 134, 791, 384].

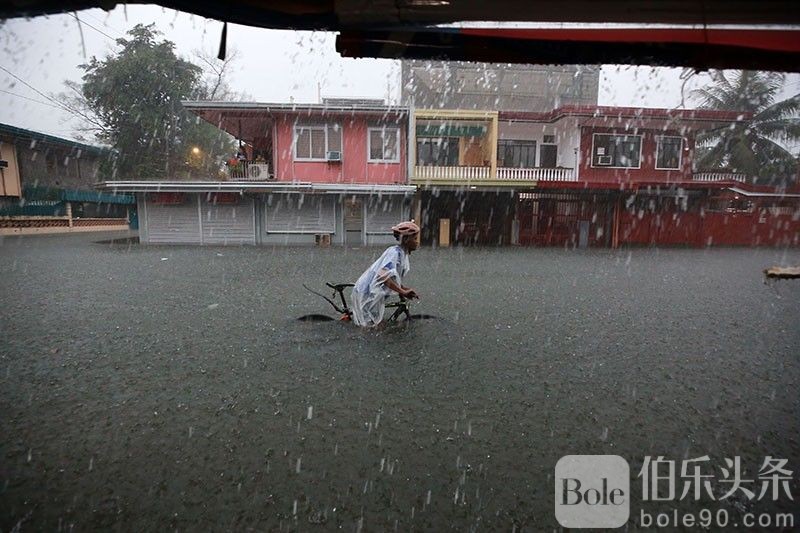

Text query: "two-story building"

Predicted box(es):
[100, 100, 415, 245]
[98, 100, 799, 248]
[410, 106, 800, 248]
[1, 123, 133, 235]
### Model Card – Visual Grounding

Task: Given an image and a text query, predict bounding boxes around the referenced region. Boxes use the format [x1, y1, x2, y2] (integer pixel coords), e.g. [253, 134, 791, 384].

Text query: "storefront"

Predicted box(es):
[99, 182, 414, 246]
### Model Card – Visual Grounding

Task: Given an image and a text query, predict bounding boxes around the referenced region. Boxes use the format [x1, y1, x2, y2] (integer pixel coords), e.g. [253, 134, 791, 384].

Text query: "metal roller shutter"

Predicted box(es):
[365, 196, 406, 234]
[264, 194, 335, 233]
[145, 197, 201, 244]
[201, 197, 256, 244]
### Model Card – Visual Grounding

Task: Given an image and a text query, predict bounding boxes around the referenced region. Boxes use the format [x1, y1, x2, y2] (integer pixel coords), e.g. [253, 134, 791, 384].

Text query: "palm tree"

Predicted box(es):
[691, 71, 800, 185]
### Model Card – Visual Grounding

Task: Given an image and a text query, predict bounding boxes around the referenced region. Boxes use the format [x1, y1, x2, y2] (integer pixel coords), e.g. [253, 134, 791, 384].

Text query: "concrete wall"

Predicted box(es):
[402, 61, 599, 111]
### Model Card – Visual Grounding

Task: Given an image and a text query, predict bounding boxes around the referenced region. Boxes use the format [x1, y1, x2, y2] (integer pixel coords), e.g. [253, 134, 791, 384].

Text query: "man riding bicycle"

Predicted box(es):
[351, 220, 420, 327]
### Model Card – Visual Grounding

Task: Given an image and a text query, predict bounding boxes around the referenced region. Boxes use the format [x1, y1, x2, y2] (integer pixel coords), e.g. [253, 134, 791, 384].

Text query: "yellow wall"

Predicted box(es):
[0, 141, 21, 197]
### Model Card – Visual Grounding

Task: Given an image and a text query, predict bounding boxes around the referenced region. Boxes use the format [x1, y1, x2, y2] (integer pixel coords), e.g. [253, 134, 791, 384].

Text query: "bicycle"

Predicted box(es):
[298, 282, 436, 323]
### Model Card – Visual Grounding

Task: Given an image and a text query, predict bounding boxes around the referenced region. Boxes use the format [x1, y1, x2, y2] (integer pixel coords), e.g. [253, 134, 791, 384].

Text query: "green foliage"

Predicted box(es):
[692, 71, 800, 185]
[76, 24, 233, 180]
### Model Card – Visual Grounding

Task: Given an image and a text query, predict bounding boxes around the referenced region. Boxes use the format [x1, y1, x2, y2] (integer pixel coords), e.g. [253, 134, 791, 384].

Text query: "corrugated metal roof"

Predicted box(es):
[182, 101, 409, 115]
[727, 187, 800, 198]
[0, 123, 111, 156]
[96, 181, 416, 195]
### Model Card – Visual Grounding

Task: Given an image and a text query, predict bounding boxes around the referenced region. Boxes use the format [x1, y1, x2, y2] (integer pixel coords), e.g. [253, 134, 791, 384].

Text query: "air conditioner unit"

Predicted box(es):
[596, 155, 613, 166]
[247, 163, 270, 180]
[326, 151, 342, 162]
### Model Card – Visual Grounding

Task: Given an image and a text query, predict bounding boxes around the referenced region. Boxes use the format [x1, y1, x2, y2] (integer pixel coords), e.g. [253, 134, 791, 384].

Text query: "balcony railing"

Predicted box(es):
[414, 166, 490, 181]
[227, 162, 272, 181]
[497, 167, 576, 181]
[693, 171, 747, 182]
[413, 165, 577, 182]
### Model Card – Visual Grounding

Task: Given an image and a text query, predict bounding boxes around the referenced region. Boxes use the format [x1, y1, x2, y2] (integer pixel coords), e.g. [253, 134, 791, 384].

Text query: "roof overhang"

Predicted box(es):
[0, 122, 111, 156]
[499, 106, 750, 131]
[7, 2, 800, 32]
[726, 186, 800, 198]
[183, 101, 410, 140]
[337, 26, 800, 72]
[4, 3, 800, 71]
[535, 179, 743, 192]
[95, 181, 416, 195]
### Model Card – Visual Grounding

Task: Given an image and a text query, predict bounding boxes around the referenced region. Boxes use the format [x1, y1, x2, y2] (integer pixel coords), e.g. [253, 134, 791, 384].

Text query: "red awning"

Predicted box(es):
[337, 26, 800, 72]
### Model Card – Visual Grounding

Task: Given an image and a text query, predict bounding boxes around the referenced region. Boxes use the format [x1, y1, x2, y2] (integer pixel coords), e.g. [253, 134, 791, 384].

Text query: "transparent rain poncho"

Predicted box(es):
[351, 244, 410, 327]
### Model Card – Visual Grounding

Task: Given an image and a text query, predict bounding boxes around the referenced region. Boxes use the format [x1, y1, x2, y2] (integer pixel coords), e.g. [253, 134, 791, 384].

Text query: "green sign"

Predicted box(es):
[416, 124, 487, 137]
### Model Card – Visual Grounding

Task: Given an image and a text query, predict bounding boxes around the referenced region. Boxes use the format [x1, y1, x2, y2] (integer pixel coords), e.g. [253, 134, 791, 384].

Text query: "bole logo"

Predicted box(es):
[555, 455, 630, 528]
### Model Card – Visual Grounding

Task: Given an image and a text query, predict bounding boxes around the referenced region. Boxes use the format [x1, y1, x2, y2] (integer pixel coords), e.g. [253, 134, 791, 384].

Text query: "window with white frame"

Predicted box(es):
[591, 134, 642, 168]
[368, 127, 400, 162]
[294, 124, 342, 161]
[656, 136, 682, 170]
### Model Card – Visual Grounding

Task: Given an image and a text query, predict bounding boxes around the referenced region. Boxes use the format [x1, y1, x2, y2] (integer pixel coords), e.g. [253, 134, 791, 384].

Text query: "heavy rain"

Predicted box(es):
[1, 3, 799, 531]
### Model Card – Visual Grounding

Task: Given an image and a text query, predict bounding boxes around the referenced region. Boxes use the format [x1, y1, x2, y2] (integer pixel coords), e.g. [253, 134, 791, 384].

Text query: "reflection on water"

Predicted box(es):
[1, 233, 798, 530]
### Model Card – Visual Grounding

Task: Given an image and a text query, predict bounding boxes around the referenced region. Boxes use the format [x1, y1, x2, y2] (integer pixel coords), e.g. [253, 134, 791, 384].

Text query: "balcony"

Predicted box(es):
[227, 162, 272, 181]
[413, 166, 490, 182]
[693, 171, 747, 182]
[497, 167, 576, 182]
[412, 165, 577, 185]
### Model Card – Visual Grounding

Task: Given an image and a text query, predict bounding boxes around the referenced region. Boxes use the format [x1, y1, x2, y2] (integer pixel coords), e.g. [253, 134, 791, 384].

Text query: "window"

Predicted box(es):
[498, 140, 536, 168]
[294, 124, 341, 160]
[416, 137, 459, 166]
[539, 144, 557, 168]
[591, 134, 641, 168]
[46, 151, 57, 173]
[656, 136, 682, 170]
[368, 127, 400, 162]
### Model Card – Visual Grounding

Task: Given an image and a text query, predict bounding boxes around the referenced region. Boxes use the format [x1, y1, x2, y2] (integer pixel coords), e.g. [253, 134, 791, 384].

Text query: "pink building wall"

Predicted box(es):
[273, 115, 407, 184]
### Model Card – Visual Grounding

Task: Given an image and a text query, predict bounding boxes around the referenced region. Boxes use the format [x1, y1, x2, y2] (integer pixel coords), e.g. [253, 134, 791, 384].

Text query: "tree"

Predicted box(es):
[65, 24, 234, 180]
[691, 71, 800, 185]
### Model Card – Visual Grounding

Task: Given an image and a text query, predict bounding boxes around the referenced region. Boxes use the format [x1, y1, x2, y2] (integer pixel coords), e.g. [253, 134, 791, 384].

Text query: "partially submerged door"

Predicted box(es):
[343, 197, 363, 245]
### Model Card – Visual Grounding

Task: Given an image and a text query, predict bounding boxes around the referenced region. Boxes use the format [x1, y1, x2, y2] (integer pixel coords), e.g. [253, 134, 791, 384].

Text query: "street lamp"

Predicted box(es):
[191, 146, 201, 155]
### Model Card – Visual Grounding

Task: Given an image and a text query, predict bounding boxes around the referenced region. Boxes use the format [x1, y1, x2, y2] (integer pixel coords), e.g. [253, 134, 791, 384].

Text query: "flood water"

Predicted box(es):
[1, 232, 799, 530]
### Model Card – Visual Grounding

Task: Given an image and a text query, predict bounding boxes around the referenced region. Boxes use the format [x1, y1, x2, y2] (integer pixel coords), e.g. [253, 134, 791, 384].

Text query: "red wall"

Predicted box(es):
[579, 127, 696, 183]
[274, 115, 406, 184]
[619, 205, 800, 247]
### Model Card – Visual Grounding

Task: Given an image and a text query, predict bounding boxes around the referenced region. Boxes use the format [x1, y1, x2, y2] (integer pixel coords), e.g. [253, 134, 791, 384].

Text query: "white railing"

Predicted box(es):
[497, 167, 576, 181]
[227, 162, 272, 181]
[693, 172, 747, 182]
[414, 166, 490, 181]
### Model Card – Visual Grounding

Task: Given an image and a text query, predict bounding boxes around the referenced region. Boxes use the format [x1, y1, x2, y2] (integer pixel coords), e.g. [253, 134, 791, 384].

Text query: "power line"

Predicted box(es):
[83, 11, 125, 38]
[0, 88, 62, 109]
[0, 65, 101, 128]
[0, 65, 72, 112]
[71, 12, 117, 42]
